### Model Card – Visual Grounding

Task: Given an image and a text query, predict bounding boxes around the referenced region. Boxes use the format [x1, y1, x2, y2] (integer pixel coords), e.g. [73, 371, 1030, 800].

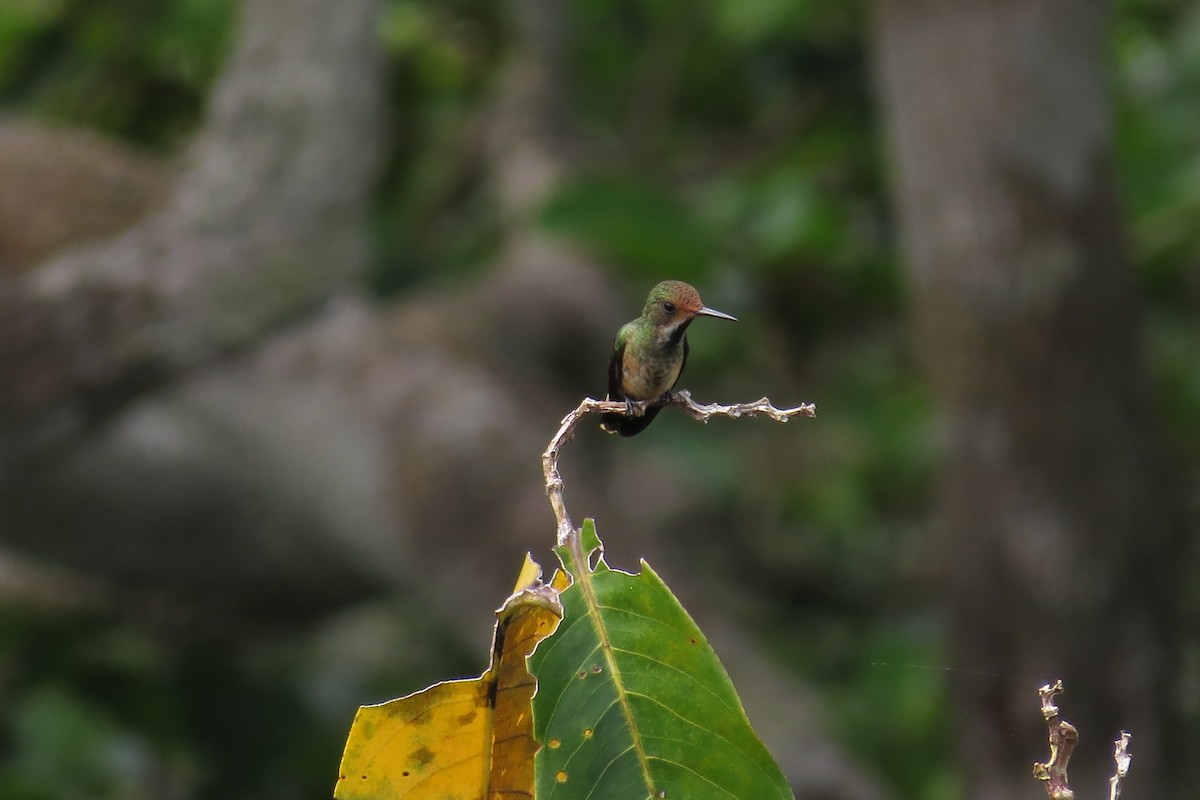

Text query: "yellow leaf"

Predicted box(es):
[511, 552, 542, 594]
[335, 560, 563, 800]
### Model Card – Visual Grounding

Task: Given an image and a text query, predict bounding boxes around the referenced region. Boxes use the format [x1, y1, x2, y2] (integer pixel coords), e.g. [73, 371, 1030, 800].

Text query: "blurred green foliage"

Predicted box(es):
[1116, 0, 1200, 505]
[0, 0, 234, 148]
[539, 175, 716, 279]
[0, 0, 1198, 798]
[368, 0, 502, 294]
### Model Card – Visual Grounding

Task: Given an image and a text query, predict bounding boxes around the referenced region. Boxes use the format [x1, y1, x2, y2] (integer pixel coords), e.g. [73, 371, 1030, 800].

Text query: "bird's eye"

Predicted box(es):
[662, 301, 676, 314]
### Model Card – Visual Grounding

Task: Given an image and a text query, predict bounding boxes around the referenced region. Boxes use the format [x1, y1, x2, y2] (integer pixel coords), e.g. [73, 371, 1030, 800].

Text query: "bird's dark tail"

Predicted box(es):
[600, 405, 663, 437]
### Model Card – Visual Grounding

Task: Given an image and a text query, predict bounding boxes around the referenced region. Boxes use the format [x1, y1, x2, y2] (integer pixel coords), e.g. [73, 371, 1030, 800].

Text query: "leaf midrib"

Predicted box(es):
[567, 532, 657, 799]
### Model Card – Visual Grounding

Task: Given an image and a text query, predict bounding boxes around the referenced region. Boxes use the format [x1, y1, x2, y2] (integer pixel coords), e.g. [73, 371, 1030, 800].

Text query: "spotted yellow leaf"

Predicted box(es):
[335, 555, 563, 799]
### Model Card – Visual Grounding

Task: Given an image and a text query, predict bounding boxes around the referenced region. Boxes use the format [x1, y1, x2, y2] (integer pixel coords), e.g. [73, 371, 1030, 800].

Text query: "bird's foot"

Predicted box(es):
[658, 390, 685, 407]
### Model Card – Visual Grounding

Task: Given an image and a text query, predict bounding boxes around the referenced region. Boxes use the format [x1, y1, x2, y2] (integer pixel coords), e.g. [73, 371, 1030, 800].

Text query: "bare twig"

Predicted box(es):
[1033, 680, 1079, 800]
[541, 393, 815, 546]
[1109, 731, 1132, 800]
[1032, 680, 1131, 800]
[668, 390, 817, 425]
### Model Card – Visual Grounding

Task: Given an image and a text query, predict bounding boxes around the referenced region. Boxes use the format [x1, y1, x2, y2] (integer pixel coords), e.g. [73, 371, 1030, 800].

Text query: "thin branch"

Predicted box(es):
[669, 389, 817, 425]
[1108, 731, 1132, 800]
[1033, 680, 1132, 800]
[541, 392, 815, 546]
[1033, 680, 1079, 800]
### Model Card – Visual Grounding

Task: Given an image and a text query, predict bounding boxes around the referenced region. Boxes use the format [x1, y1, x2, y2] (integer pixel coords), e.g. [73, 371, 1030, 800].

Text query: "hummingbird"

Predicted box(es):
[601, 280, 737, 436]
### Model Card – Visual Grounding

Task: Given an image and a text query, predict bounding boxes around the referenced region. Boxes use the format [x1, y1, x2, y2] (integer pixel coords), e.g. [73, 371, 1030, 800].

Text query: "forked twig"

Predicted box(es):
[1032, 680, 1132, 800]
[1033, 680, 1079, 800]
[541, 392, 815, 545]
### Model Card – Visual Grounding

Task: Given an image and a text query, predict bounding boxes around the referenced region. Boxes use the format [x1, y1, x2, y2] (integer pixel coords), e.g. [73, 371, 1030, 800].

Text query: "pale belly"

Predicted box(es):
[621, 353, 683, 400]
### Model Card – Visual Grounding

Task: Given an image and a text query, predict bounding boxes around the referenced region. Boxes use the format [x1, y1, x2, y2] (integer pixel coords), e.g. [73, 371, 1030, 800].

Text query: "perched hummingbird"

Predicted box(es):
[601, 280, 737, 437]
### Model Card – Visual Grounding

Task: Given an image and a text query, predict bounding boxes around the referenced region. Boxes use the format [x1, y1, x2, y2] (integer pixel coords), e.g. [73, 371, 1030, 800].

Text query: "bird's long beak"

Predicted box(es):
[696, 306, 737, 322]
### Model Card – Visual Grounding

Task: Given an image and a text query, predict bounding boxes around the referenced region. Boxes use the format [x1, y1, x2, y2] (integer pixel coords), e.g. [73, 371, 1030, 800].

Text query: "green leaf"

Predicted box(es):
[536, 177, 713, 279]
[529, 519, 793, 800]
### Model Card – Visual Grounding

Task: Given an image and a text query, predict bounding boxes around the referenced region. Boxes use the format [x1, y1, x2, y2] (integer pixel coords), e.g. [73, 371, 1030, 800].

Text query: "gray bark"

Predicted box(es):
[869, 1, 1181, 797]
[0, 0, 386, 470]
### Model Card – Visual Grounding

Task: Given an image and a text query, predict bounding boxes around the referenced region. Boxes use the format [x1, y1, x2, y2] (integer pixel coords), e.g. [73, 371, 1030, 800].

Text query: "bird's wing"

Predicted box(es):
[607, 333, 626, 401]
[672, 335, 690, 392]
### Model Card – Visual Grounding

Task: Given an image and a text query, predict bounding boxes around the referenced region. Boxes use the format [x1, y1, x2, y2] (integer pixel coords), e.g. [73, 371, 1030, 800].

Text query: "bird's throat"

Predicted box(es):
[667, 317, 692, 349]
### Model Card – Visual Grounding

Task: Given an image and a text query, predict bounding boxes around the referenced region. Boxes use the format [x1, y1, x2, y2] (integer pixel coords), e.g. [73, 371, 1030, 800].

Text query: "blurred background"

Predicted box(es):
[0, 0, 1197, 798]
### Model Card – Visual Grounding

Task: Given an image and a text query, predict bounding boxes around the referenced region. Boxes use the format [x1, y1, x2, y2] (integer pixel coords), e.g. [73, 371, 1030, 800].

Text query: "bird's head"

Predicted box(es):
[642, 280, 737, 328]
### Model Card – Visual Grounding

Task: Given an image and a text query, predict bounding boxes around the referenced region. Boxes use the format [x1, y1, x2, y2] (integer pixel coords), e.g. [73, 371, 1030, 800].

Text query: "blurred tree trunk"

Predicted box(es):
[0, 0, 390, 616]
[869, 1, 1180, 798]
[0, 0, 385, 471]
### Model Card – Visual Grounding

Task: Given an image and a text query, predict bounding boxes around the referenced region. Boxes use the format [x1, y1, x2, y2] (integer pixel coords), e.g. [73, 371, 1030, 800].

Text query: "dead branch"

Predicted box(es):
[1033, 680, 1079, 800]
[541, 392, 815, 545]
[1109, 731, 1132, 800]
[1032, 680, 1132, 800]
